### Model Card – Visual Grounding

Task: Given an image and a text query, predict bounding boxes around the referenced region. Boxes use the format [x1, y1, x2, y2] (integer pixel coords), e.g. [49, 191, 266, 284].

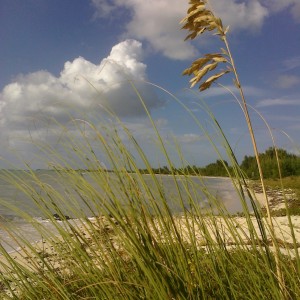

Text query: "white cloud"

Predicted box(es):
[211, 0, 268, 32]
[90, 0, 271, 60]
[91, 1, 300, 60]
[0, 39, 163, 164]
[120, 0, 197, 60]
[91, 0, 198, 60]
[0, 39, 161, 125]
[256, 97, 300, 107]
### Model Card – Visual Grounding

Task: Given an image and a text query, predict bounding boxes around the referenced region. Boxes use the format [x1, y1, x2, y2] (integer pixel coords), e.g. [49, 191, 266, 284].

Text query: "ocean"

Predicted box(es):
[0, 170, 251, 253]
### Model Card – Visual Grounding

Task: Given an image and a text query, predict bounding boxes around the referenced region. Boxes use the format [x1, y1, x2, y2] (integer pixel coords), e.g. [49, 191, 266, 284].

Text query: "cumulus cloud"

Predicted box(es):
[256, 97, 300, 107]
[90, 0, 269, 60]
[91, 0, 198, 60]
[91, 0, 300, 60]
[0, 39, 161, 128]
[100, 0, 197, 60]
[121, 0, 198, 60]
[211, 0, 268, 32]
[0, 39, 163, 164]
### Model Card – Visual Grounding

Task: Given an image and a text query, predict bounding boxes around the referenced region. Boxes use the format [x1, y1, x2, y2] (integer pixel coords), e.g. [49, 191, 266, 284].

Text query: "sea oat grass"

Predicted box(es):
[181, 0, 297, 296]
[0, 1, 299, 299]
[0, 84, 299, 299]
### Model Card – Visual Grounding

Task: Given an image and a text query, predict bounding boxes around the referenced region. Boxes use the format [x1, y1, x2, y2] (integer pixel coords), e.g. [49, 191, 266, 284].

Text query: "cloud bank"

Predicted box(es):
[92, 0, 197, 60]
[0, 39, 161, 129]
[91, 0, 300, 60]
[0, 39, 163, 163]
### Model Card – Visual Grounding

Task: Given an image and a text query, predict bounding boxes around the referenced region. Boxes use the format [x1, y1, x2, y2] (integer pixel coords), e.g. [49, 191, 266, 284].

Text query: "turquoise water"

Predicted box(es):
[0, 170, 251, 252]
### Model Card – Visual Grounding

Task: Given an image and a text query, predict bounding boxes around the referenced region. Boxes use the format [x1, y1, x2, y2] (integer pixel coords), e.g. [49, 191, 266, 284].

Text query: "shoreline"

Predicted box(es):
[1, 213, 300, 273]
[0, 181, 297, 262]
[1, 177, 299, 297]
[141, 173, 230, 180]
[1, 213, 299, 297]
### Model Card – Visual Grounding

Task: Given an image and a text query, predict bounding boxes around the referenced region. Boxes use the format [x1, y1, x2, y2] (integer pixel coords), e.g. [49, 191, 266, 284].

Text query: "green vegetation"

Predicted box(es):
[142, 148, 300, 179]
[258, 176, 300, 216]
[241, 147, 300, 179]
[263, 176, 300, 197]
[0, 1, 299, 299]
[140, 160, 231, 177]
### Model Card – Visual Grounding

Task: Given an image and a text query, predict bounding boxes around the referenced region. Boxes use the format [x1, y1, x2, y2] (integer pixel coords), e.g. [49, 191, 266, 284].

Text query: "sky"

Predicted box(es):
[0, 0, 300, 169]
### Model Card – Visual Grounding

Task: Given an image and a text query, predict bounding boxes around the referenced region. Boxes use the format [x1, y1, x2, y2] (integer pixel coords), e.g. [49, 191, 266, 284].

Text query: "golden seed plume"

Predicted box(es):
[181, 0, 231, 91]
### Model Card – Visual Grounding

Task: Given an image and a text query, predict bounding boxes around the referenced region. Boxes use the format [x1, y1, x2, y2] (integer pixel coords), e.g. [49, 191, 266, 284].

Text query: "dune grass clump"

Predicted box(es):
[181, 1, 300, 297]
[0, 144, 299, 300]
[0, 101, 299, 299]
[0, 1, 299, 299]
[1, 150, 300, 300]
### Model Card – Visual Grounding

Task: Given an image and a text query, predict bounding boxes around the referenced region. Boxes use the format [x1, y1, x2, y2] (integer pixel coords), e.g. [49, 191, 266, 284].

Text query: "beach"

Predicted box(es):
[0, 215, 299, 298]
[1, 182, 299, 297]
[1, 185, 300, 271]
[1, 211, 300, 275]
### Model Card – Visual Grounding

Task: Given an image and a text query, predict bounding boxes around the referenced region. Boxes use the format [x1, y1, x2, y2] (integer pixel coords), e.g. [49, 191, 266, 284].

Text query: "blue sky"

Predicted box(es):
[0, 0, 300, 169]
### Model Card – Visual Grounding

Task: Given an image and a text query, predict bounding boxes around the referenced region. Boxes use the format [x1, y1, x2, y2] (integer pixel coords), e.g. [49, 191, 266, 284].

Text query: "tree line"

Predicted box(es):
[139, 148, 300, 179]
[240, 147, 300, 179]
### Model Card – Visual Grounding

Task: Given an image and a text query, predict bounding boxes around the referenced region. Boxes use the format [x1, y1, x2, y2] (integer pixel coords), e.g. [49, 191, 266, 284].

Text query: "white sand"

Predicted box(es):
[1, 213, 299, 277]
